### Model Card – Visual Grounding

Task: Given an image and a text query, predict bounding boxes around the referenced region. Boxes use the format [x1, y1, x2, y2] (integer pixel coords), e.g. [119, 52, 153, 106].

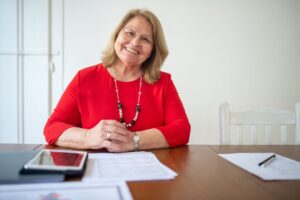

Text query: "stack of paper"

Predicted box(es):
[219, 153, 300, 180]
[83, 152, 177, 181]
[0, 181, 133, 200]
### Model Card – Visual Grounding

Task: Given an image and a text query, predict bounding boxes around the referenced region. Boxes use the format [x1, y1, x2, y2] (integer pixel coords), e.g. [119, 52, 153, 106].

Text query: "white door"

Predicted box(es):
[0, 0, 50, 144]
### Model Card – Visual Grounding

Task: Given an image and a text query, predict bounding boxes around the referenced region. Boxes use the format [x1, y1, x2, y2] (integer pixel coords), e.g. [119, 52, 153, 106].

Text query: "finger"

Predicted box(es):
[108, 132, 130, 143]
[102, 120, 126, 129]
[106, 143, 126, 153]
[102, 140, 121, 152]
[104, 132, 112, 140]
[107, 140, 133, 153]
[105, 125, 130, 136]
[94, 120, 125, 131]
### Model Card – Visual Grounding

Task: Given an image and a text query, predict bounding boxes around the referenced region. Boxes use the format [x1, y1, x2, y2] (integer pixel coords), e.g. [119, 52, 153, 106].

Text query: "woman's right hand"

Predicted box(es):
[85, 120, 131, 149]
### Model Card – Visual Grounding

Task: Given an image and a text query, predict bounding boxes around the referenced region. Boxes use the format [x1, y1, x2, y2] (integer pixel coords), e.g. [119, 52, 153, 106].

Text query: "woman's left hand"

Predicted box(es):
[106, 130, 135, 152]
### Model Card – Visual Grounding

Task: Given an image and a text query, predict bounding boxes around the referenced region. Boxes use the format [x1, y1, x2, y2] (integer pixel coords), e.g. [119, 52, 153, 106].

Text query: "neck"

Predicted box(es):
[110, 63, 142, 82]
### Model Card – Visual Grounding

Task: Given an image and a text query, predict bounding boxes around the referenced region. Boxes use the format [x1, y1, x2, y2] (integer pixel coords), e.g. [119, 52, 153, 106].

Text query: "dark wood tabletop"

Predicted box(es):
[208, 145, 300, 200]
[126, 145, 283, 200]
[1, 144, 300, 200]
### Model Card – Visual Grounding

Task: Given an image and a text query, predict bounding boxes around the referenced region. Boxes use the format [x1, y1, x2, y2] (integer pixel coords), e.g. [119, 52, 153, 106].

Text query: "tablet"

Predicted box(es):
[21, 149, 88, 177]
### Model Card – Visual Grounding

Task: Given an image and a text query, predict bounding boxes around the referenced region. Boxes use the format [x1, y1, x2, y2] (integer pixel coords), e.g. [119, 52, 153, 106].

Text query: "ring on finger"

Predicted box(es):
[106, 132, 111, 140]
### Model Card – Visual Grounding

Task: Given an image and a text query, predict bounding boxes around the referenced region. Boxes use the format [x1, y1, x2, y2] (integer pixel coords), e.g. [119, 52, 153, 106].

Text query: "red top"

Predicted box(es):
[44, 63, 190, 147]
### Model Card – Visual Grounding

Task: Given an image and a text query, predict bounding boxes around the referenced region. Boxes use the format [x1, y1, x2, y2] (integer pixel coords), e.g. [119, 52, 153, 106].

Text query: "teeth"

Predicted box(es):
[125, 47, 139, 55]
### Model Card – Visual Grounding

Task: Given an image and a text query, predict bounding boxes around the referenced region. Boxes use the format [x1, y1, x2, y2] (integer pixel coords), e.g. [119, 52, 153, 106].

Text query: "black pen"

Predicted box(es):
[258, 154, 276, 167]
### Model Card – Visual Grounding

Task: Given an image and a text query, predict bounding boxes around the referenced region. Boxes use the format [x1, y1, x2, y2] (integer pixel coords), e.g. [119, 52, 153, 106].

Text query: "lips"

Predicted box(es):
[125, 46, 139, 55]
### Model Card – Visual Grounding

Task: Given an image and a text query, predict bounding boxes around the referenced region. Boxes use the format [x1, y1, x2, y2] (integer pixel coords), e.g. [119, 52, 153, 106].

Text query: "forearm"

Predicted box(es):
[55, 127, 89, 149]
[136, 128, 169, 150]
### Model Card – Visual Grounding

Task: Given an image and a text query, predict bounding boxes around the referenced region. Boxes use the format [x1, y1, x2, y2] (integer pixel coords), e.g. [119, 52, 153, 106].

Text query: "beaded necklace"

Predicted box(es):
[113, 75, 143, 127]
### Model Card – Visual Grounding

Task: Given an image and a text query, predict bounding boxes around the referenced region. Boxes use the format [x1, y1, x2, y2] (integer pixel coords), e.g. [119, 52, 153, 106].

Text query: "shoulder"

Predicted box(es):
[145, 71, 174, 91]
[156, 71, 172, 85]
[159, 71, 171, 80]
[78, 63, 105, 76]
[72, 63, 110, 89]
[75, 63, 109, 81]
[66, 63, 108, 89]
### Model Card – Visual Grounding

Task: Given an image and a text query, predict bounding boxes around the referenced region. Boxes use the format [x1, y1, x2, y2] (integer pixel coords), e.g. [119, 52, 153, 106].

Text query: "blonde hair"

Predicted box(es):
[101, 9, 168, 84]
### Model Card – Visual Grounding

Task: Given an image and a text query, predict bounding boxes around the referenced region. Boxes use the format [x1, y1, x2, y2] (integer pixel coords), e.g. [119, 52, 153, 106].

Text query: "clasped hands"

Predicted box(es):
[85, 120, 135, 152]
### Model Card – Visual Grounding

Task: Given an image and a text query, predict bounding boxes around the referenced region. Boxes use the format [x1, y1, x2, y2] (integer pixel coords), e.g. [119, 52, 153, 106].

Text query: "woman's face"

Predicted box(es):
[114, 16, 154, 68]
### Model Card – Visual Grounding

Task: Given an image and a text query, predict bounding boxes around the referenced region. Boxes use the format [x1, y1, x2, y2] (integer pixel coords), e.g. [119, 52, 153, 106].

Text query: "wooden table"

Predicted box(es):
[1, 144, 300, 200]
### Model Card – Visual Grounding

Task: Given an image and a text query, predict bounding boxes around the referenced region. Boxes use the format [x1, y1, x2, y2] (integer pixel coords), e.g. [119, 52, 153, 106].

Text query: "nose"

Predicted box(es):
[131, 37, 141, 46]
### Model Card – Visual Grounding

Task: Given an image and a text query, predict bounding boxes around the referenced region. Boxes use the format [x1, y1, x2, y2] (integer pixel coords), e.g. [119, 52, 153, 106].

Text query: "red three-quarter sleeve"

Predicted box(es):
[155, 75, 191, 147]
[44, 72, 82, 145]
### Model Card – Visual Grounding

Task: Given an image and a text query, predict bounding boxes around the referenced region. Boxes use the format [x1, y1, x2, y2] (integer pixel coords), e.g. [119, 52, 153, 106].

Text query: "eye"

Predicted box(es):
[142, 37, 152, 43]
[123, 28, 135, 37]
[127, 31, 135, 36]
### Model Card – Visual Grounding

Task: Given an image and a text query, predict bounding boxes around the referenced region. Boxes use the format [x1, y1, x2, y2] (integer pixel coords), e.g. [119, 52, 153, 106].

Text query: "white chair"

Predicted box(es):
[219, 102, 300, 144]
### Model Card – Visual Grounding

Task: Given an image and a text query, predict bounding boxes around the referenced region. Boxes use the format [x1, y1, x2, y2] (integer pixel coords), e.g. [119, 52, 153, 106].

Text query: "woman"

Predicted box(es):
[44, 9, 190, 152]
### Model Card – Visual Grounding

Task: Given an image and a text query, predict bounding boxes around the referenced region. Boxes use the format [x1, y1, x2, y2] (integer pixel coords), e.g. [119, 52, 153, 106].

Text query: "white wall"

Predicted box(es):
[59, 0, 300, 144]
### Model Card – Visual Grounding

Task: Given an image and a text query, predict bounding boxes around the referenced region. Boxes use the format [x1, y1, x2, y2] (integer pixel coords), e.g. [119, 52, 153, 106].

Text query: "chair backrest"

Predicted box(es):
[219, 102, 300, 144]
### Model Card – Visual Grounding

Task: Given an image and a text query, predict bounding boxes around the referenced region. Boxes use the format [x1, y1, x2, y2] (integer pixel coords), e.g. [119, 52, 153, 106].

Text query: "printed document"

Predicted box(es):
[83, 151, 177, 181]
[0, 180, 132, 200]
[219, 153, 300, 180]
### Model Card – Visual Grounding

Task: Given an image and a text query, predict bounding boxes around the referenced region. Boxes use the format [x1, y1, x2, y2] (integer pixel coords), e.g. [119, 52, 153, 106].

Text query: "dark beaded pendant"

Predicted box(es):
[136, 105, 141, 112]
[118, 103, 123, 109]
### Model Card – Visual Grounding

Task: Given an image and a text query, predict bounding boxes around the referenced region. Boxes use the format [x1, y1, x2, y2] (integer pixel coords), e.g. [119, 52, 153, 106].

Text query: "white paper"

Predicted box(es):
[219, 153, 300, 180]
[0, 180, 132, 200]
[83, 151, 177, 182]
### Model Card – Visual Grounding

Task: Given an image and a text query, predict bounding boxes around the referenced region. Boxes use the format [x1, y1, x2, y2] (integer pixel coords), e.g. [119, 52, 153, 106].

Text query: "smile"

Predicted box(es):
[125, 46, 139, 55]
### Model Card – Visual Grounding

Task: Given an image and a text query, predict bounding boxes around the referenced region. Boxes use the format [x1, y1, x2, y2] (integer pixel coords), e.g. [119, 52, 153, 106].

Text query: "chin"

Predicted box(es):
[120, 59, 140, 67]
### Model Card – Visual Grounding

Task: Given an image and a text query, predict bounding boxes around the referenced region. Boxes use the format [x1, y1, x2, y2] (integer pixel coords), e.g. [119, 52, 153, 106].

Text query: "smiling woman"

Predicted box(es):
[43, 9, 191, 152]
